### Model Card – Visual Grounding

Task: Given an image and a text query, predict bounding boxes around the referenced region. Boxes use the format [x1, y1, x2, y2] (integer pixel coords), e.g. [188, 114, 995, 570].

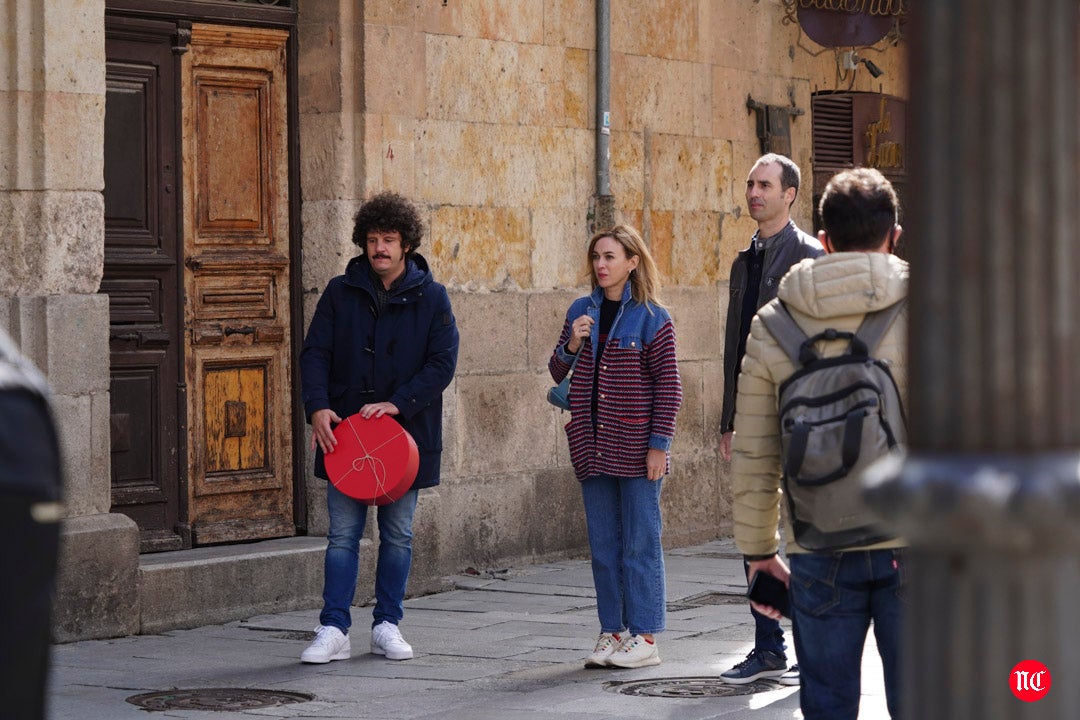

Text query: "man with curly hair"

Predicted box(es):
[299, 192, 459, 664]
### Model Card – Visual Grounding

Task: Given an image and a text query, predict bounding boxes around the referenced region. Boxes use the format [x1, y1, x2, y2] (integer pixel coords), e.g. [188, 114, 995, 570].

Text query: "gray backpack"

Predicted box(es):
[757, 298, 906, 552]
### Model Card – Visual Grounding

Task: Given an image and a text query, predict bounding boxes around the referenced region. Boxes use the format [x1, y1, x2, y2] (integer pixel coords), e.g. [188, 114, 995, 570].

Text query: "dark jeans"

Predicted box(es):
[790, 549, 905, 720]
[743, 560, 786, 658]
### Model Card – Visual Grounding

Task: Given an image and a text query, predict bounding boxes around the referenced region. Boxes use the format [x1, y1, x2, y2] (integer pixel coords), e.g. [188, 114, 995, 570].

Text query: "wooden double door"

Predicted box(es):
[104, 16, 298, 551]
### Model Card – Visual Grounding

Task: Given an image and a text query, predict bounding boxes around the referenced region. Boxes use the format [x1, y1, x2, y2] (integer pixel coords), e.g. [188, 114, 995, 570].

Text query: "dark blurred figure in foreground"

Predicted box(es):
[0, 329, 64, 720]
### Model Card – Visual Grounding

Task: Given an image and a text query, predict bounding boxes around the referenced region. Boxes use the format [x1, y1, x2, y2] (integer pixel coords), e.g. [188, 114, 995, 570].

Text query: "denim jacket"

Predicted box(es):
[549, 284, 682, 481]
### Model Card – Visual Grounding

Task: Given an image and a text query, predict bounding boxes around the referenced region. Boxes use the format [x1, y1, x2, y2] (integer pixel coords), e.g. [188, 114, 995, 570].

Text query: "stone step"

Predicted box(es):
[137, 536, 371, 634]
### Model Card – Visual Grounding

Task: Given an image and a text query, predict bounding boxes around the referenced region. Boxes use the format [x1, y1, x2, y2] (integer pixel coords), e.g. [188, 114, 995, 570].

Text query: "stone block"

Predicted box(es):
[364, 23, 425, 116]
[529, 468, 588, 553]
[423, 470, 584, 574]
[137, 537, 335, 634]
[426, 36, 576, 128]
[0, 4, 43, 92]
[693, 60, 714, 139]
[299, 112, 356, 202]
[525, 290, 579, 371]
[662, 454, 724, 547]
[451, 290, 528, 374]
[0, 91, 44, 190]
[43, 92, 104, 191]
[53, 512, 140, 642]
[698, 0, 774, 72]
[455, 373, 562, 475]
[609, 129, 645, 209]
[39, 293, 109, 395]
[297, 0, 345, 25]
[563, 47, 591, 129]
[50, 392, 110, 517]
[700, 358, 725, 443]
[670, 210, 724, 286]
[297, 22, 344, 114]
[415, 1, 543, 44]
[613, 53, 696, 136]
[439, 377, 462, 477]
[416, 121, 590, 211]
[0, 192, 103, 296]
[427, 206, 532, 288]
[529, 208, 591, 291]
[42, 0, 105, 94]
[646, 133, 730, 212]
[672, 360, 704, 454]
[365, 0, 417, 28]
[542, 0, 594, 50]
[299, 200, 357, 292]
[612, 0, 698, 62]
[378, 115, 419, 197]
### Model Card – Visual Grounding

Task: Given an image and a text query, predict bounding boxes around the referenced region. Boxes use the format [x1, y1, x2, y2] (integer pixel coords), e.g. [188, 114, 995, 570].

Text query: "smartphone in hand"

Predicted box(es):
[747, 570, 791, 618]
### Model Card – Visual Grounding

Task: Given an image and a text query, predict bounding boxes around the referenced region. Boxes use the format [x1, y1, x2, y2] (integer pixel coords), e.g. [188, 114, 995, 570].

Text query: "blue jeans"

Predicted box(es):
[319, 483, 420, 634]
[580, 474, 666, 635]
[744, 559, 787, 658]
[790, 549, 905, 720]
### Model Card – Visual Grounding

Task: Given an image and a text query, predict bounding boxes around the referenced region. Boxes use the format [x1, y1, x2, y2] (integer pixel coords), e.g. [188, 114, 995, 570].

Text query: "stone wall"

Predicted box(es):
[297, 0, 910, 580]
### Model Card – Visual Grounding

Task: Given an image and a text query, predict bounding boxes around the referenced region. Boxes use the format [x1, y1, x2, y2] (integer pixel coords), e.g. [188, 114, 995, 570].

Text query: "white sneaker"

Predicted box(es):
[300, 625, 350, 664]
[371, 621, 413, 660]
[584, 632, 623, 668]
[607, 634, 661, 668]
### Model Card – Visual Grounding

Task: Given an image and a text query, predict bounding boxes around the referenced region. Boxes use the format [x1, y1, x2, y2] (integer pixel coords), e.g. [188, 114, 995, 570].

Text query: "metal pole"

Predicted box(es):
[593, 0, 614, 230]
[865, 0, 1080, 717]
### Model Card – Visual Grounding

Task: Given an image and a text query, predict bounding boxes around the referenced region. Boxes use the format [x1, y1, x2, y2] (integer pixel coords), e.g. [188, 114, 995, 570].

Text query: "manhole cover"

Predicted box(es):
[605, 677, 778, 698]
[245, 626, 317, 642]
[680, 591, 747, 606]
[126, 688, 314, 711]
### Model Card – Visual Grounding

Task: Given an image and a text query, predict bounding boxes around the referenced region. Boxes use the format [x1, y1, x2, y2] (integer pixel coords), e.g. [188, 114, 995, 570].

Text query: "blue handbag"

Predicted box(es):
[546, 351, 580, 411]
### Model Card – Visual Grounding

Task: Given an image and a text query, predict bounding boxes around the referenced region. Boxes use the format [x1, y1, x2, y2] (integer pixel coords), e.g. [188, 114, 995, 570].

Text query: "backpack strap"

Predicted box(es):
[757, 299, 815, 367]
[852, 299, 907, 355]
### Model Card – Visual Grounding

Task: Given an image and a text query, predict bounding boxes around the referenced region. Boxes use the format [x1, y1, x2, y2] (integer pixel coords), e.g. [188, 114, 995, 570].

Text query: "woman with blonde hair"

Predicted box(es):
[548, 224, 682, 668]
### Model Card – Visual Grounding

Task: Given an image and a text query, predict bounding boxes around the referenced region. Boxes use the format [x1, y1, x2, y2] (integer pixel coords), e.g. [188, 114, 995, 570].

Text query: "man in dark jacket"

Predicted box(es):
[718, 154, 823, 685]
[299, 192, 459, 664]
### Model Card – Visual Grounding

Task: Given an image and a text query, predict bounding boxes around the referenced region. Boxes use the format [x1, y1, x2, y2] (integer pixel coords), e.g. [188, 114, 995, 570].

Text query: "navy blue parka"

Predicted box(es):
[300, 253, 459, 488]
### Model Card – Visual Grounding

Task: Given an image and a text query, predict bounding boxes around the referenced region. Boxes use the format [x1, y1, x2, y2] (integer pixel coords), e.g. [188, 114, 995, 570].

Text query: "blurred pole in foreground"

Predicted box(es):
[0, 330, 64, 720]
[865, 0, 1080, 718]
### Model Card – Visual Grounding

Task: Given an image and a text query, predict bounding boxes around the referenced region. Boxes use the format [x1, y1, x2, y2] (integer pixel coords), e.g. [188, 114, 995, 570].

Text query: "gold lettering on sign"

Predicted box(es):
[795, 0, 908, 16]
[782, 0, 908, 21]
[865, 97, 904, 170]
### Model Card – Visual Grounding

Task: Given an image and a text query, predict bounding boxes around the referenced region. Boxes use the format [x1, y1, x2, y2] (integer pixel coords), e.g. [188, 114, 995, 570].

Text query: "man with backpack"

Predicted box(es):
[731, 167, 908, 720]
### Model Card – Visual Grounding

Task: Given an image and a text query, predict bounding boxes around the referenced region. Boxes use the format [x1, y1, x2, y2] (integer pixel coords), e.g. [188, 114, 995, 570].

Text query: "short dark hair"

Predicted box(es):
[755, 153, 801, 203]
[818, 168, 898, 251]
[351, 191, 424, 254]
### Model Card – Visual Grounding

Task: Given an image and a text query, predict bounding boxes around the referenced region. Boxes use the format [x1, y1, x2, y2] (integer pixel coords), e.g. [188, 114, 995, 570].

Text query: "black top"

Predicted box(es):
[591, 297, 621, 421]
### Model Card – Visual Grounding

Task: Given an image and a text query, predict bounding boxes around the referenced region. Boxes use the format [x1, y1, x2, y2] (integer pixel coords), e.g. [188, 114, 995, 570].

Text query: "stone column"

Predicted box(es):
[866, 1, 1080, 717]
[0, 0, 139, 640]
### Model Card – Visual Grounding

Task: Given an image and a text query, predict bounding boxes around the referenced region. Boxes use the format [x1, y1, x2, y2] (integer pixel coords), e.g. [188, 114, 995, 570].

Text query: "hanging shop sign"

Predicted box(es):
[782, 0, 909, 48]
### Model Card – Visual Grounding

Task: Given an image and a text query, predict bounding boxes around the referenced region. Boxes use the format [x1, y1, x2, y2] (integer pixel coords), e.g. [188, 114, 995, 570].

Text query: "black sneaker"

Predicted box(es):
[719, 649, 787, 684]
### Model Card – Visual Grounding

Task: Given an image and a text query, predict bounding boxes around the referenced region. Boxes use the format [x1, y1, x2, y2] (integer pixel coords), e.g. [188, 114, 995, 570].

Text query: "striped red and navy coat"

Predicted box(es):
[549, 284, 682, 481]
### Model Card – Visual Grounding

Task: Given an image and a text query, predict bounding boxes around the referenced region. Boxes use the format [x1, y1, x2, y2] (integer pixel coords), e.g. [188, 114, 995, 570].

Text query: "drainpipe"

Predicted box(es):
[593, 0, 615, 231]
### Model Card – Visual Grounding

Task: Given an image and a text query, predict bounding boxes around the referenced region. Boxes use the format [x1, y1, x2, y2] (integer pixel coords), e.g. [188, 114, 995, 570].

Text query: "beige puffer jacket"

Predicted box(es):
[731, 251, 909, 556]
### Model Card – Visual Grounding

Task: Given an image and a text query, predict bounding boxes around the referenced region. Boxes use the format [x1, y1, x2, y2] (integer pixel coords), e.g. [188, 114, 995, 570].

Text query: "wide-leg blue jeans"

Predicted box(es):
[790, 549, 905, 720]
[319, 483, 419, 634]
[580, 474, 666, 635]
